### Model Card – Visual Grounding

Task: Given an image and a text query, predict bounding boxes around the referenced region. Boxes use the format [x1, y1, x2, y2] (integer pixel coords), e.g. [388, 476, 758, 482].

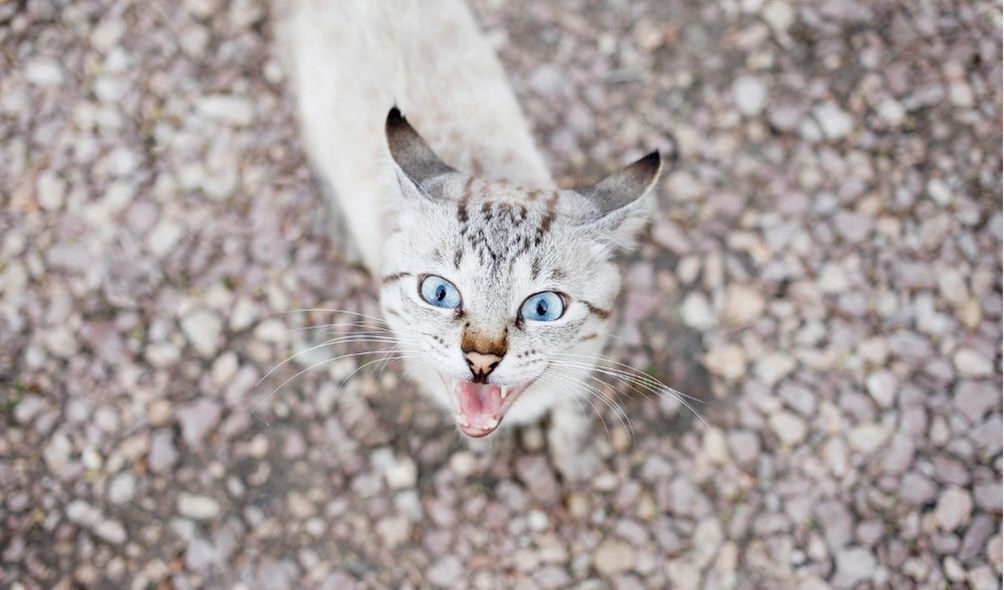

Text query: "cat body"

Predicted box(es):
[279, 0, 661, 475]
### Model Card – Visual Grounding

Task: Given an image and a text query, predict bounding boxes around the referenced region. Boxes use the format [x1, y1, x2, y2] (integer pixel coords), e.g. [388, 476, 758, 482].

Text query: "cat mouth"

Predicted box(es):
[444, 378, 531, 438]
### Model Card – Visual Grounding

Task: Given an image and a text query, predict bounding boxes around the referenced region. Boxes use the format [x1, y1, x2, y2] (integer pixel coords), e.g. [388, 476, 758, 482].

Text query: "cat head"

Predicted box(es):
[379, 108, 662, 437]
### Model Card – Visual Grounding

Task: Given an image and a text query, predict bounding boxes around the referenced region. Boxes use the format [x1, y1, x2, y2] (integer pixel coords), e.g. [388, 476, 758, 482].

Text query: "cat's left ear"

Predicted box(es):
[576, 151, 662, 250]
[386, 107, 455, 201]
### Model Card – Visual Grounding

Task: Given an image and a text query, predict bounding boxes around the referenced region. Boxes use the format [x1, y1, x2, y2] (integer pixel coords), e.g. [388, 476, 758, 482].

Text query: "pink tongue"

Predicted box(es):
[459, 382, 503, 427]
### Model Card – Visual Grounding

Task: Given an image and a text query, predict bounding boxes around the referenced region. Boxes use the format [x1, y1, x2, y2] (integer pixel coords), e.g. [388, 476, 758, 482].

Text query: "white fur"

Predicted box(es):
[279, 0, 659, 477]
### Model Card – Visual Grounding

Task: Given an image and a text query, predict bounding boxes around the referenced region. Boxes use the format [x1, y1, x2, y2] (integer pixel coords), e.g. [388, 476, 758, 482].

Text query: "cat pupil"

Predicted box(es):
[436, 286, 446, 301]
[536, 300, 547, 316]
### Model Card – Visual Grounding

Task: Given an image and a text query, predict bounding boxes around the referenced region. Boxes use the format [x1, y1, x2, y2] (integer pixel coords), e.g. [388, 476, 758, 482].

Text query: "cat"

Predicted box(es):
[278, 0, 662, 477]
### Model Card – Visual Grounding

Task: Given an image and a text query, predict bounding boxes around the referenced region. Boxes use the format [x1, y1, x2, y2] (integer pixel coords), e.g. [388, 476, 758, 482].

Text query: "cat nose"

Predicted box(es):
[464, 351, 502, 383]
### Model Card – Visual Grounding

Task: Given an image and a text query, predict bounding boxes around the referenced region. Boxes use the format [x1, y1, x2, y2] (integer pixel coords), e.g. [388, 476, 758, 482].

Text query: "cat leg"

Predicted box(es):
[547, 402, 600, 481]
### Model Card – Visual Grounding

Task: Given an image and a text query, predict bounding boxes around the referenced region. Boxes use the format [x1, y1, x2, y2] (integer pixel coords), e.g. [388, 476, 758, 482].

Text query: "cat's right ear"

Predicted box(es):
[386, 107, 455, 199]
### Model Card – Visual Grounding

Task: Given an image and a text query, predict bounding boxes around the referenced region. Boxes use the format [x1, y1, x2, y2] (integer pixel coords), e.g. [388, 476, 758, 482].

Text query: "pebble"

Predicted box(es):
[176, 399, 222, 448]
[148, 430, 179, 473]
[833, 547, 876, 588]
[177, 493, 223, 520]
[812, 101, 854, 140]
[680, 292, 715, 330]
[197, 94, 256, 126]
[754, 353, 796, 387]
[703, 342, 747, 381]
[732, 76, 768, 116]
[769, 411, 807, 445]
[181, 309, 224, 358]
[593, 538, 635, 577]
[65, 500, 127, 545]
[847, 424, 889, 454]
[108, 472, 136, 504]
[953, 348, 993, 378]
[935, 487, 973, 531]
[865, 371, 897, 408]
[722, 284, 765, 326]
[426, 556, 463, 586]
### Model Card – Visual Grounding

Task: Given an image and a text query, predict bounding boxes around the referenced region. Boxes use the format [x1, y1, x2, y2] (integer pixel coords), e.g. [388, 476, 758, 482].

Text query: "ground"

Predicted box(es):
[1, 0, 1002, 588]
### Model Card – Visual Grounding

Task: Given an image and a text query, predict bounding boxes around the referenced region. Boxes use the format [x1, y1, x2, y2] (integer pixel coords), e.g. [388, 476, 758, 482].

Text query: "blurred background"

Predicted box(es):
[1, 0, 1001, 588]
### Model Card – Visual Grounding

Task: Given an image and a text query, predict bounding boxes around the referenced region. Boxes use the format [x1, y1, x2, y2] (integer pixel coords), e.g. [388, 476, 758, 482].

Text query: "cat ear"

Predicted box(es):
[576, 151, 662, 250]
[386, 107, 455, 199]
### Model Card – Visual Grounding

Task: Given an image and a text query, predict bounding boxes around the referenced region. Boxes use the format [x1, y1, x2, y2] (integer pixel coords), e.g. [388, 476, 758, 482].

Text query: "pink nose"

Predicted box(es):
[464, 351, 501, 382]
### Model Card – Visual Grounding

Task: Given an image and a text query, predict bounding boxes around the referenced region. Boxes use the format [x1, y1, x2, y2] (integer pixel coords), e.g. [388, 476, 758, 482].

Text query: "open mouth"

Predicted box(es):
[445, 378, 531, 438]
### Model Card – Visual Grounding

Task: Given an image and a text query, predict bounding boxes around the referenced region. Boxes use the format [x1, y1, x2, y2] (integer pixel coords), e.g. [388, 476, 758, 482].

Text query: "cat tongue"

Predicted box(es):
[458, 381, 503, 429]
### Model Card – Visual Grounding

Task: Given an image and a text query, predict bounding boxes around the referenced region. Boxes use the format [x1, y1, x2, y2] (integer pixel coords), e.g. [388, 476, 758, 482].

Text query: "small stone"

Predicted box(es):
[229, 296, 258, 332]
[954, 381, 996, 423]
[385, 457, 418, 489]
[665, 559, 701, 590]
[176, 399, 221, 448]
[722, 284, 765, 326]
[181, 309, 223, 358]
[426, 556, 462, 586]
[177, 493, 222, 520]
[812, 101, 854, 140]
[702, 428, 729, 464]
[953, 348, 993, 378]
[44, 432, 73, 471]
[935, 487, 973, 531]
[147, 399, 173, 427]
[449, 451, 477, 477]
[926, 178, 952, 205]
[108, 473, 136, 504]
[761, 0, 795, 32]
[211, 352, 239, 386]
[848, 424, 889, 454]
[148, 429, 179, 473]
[254, 319, 288, 344]
[146, 220, 183, 258]
[754, 352, 796, 387]
[680, 292, 715, 330]
[593, 538, 635, 577]
[197, 94, 255, 126]
[833, 547, 876, 588]
[769, 410, 807, 445]
[732, 76, 768, 116]
[36, 171, 66, 211]
[704, 343, 747, 381]
[25, 57, 65, 86]
[865, 371, 897, 407]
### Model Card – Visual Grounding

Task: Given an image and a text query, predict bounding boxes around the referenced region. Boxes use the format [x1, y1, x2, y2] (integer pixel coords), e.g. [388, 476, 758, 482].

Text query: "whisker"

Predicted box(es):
[251, 349, 425, 425]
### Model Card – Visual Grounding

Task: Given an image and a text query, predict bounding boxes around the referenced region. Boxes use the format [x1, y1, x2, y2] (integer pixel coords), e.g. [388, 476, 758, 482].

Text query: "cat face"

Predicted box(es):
[379, 109, 661, 437]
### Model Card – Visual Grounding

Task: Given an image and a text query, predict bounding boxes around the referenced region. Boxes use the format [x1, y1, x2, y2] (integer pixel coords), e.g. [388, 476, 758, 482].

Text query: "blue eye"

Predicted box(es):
[520, 292, 565, 322]
[419, 275, 462, 309]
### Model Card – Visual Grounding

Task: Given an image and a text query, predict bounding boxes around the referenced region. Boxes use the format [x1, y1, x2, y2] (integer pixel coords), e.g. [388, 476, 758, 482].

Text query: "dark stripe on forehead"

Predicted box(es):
[458, 177, 474, 223]
[382, 272, 412, 285]
[583, 301, 611, 319]
[535, 192, 560, 246]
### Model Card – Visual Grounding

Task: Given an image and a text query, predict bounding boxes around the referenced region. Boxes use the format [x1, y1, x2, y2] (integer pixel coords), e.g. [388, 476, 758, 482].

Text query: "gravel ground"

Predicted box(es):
[2, 0, 1002, 588]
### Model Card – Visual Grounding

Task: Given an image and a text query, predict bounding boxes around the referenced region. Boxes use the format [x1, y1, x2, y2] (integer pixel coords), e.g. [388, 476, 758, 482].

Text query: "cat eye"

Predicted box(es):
[419, 275, 462, 309]
[520, 291, 566, 322]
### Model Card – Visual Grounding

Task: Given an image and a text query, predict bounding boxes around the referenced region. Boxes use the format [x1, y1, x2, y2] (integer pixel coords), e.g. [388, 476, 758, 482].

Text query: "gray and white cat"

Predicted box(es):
[279, 0, 662, 476]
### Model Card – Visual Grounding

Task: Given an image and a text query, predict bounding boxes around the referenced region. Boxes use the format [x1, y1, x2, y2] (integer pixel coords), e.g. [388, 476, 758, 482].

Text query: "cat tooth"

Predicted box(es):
[484, 418, 499, 430]
[501, 387, 509, 400]
[456, 414, 470, 428]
